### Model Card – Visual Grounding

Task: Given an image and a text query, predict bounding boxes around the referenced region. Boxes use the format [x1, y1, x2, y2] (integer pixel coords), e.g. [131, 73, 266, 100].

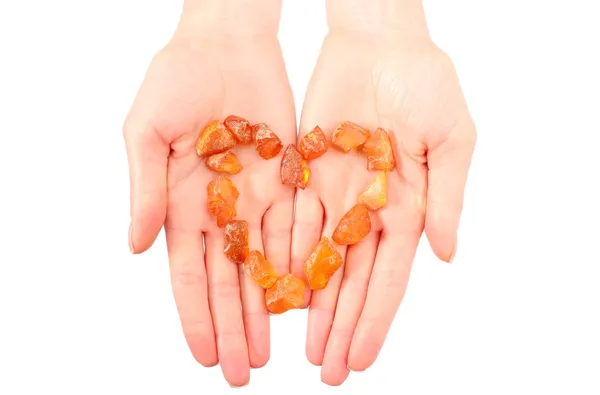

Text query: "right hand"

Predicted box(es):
[123, 18, 296, 387]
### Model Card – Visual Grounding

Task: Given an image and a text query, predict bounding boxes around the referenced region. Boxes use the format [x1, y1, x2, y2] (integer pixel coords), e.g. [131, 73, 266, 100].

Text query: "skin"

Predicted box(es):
[290, 0, 476, 386]
[124, 0, 476, 388]
[123, 1, 295, 387]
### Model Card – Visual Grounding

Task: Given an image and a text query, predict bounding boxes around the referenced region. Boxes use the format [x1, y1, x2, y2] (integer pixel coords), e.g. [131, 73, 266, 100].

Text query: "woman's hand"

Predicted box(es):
[123, 0, 295, 386]
[291, 2, 476, 385]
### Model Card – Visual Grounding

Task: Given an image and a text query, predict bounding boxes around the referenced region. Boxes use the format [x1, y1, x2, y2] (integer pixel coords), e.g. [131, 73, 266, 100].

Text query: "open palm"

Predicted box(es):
[291, 32, 476, 385]
[124, 37, 296, 387]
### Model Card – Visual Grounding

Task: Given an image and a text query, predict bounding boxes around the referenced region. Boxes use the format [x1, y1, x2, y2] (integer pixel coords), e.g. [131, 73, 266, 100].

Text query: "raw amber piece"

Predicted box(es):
[207, 175, 239, 228]
[205, 151, 242, 174]
[362, 128, 396, 171]
[357, 171, 387, 210]
[224, 220, 249, 264]
[304, 237, 344, 290]
[244, 250, 277, 289]
[265, 274, 305, 314]
[252, 123, 283, 159]
[195, 120, 237, 157]
[331, 121, 370, 153]
[332, 204, 371, 245]
[299, 126, 328, 160]
[280, 145, 310, 189]
[224, 115, 253, 144]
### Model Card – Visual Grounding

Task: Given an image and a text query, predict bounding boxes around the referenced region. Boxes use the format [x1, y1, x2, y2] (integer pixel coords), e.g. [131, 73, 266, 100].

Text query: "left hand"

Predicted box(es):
[290, 27, 476, 385]
[123, 1, 296, 385]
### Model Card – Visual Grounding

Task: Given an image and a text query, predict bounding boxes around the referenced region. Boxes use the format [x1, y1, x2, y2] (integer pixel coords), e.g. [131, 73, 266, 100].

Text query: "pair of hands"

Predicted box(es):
[124, 4, 475, 387]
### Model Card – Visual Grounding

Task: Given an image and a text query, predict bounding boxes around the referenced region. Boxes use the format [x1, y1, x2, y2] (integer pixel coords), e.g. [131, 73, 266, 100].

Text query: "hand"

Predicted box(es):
[290, 7, 476, 385]
[123, 1, 295, 386]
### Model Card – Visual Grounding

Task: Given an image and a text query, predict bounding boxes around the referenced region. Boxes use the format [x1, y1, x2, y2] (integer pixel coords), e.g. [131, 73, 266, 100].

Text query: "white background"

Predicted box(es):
[1, 1, 599, 394]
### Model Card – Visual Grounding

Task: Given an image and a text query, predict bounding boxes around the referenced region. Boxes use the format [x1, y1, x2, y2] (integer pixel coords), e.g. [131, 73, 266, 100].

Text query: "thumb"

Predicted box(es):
[425, 122, 476, 262]
[123, 118, 169, 254]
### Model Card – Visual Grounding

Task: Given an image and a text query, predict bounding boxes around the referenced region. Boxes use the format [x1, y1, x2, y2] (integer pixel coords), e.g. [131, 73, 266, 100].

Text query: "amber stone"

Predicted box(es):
[244, 250, 277, 289]
[207, 175, 239, 228]
[195, 120, 237, 157]
[224, 220, 249, 264]
[265, 274, 305, 314]
[224, 115, 253, 144]
[205, 151, 242, 174]
[362, 128, 396, 171]
[332, 204, 371, 245]
[280, 145, 310, 189]
[331, 121, 370, 153]
[299, 126, 328, 160]
[357, 171, 387, 210]
[252, 123, 283, 159]
[304, 237, 344, 290]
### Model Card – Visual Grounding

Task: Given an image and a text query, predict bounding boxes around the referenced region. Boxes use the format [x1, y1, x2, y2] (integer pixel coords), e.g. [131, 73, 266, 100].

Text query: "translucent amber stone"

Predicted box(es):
[299, 126, 328, 160]
[280, 145, 310, 189]
[224, 115, 253, 144]
[224, 220, 249, 264]
[265, 274, 305, 314]
[362, 128, 396, 171]
[304, 237, 344, 290]
[207, 175, 239, 228]
[244, 250, 277, 289]
[252, 123, 283, 159]
[332, 203, 371, 245]
[331, 121, 370, 153]
[205, 151, 242, 174]
[195, 120, 237, 157]
[357, 171, 387, 210]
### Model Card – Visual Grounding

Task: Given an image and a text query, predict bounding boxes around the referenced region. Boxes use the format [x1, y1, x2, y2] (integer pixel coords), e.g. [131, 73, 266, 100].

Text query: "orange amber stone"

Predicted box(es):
[304, 237, 344, 290]
[265, 274, 305, 314]
[252, 123, 283, 159]
[207, 175, 239, 228]
[195, 120, 237, 157]
[362, 128, 396, 171]
[224, 220, 249, 264]
[224, 115, 253, 144]
[280, 145, 310, 189]
[205, 151, 242, 174]
[244, 250, 277, 289]
[357, 171, 387, 210]
[331, 121, 370, 153]
[332, 203, 371, 245]
[299, 126, 328, 160]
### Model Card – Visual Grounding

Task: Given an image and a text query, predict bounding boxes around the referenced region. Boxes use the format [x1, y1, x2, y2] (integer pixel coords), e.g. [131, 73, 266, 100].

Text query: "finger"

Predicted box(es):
[205, 232, 250, 387]
[306, 207, 347, 366]
[425, 122, 476, 262]
[123, 119, 169, 254]
[240, 221, 270, 368]
[347, 228, 420, 372]
[290, 189, 324, 307]
[263, 196, 294, 276]
[320, 231, 379, 386]
[166, 229, 218, 367]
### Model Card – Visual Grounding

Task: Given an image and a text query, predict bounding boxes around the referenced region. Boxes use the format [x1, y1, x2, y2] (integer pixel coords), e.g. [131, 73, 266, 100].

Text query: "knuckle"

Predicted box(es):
[264, 225, 291, 241]
[341, 271, 370, 294]
[171, 268, 208, 288]
[208, 280, 240, 299]
[370, 269, 408, 299]
[181, 317, 212, 338]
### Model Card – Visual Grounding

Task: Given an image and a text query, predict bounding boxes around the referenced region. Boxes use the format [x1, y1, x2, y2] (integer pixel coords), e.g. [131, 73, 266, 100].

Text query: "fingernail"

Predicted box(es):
[347, 365, 364, 372]
[128, 223, 135, 254]
[229, 383, 248, 388]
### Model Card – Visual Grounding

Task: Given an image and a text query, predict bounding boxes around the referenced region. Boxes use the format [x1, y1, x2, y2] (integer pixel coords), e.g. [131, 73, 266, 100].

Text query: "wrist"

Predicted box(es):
[175, 0, 282, 39]
[326, 0, 430, 39]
